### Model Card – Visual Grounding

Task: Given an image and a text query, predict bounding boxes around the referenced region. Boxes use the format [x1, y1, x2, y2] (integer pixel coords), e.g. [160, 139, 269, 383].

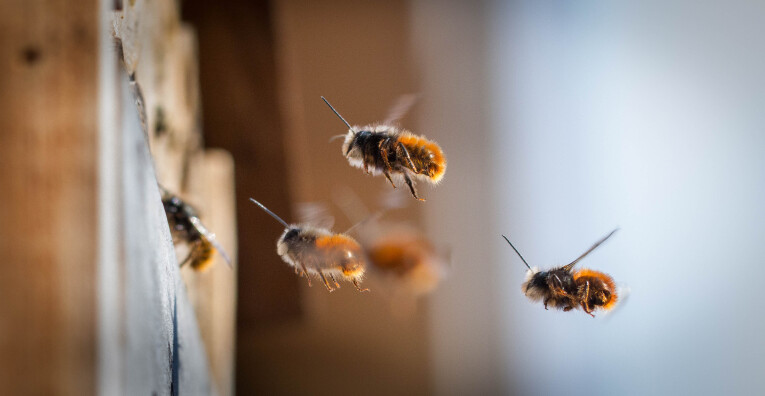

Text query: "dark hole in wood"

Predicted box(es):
[155, 106, 168, 137]
[21, 46, 41, 65]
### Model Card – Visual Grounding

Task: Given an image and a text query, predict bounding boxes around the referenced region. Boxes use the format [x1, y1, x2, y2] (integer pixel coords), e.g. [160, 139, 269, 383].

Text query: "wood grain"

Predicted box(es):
[0, 0, 99, 394]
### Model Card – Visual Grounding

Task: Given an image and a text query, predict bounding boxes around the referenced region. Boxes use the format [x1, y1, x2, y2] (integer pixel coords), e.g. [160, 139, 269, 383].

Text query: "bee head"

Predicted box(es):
[341, 129, 361, 157]
[521, 267, 547, 301]
[277, 227, 301, 255]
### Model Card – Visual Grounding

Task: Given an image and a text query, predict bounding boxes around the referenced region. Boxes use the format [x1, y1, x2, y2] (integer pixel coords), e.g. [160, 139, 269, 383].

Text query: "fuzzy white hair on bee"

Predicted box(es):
[250, 198, 369, 292]
[520, 266, 541, 295]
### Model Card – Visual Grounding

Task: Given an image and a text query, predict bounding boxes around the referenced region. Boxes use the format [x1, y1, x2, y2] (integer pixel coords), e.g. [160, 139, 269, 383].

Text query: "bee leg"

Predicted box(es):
[352, 278, 369, 292]
[397, 141, 418, 173]
[550, 274, 571, 298]
[383, 171, 397, 188]
[379, 140, 395, 173]
[329, 273, 340, 289]
[543, 297, 550, 310]
[318, 271, 335, 292]
[300, 263, 312, 286]
[404, 174, 425, 201]
[582, 281, 595, 318]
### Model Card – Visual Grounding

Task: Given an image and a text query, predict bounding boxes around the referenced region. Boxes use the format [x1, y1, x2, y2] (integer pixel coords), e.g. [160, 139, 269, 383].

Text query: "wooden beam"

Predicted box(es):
[0, 0, 99, 394]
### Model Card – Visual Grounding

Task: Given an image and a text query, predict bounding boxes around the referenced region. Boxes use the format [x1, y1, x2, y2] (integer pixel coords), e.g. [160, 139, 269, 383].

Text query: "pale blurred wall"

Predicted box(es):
[411, 1, 504, 395]
[488, 1, 765, 395]
[233, 0, 430, 394]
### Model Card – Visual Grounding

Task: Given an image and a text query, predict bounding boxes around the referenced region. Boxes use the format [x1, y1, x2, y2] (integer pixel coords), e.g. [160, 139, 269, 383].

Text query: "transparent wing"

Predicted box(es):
[383, 94, 419, 125]
[295, 202, 335, 230]
[562, 228, 619, 272]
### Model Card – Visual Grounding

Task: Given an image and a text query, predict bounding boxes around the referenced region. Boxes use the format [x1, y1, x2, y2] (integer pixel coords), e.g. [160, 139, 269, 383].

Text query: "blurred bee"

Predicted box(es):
[502, 228, 619, 317]
[365, 227, 446, 296]
[322, 96, 446, 201]
[249, 198, 368, 292]
[162, 190, 232, 271]
[332, 188, 446, 297]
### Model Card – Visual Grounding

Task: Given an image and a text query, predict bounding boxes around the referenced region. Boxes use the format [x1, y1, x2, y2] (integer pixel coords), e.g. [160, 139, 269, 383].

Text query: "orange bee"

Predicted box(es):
[250, 198, 368, 292]
[503, 228, 619, 317]
[331, 188, 447, 296]
[364, 227, 446, 296]
[162, 190, 232, 271]
[322, 96, 446, 201]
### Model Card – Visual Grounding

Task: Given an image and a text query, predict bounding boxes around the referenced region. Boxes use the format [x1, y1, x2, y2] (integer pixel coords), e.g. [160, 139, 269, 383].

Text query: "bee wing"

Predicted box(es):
[189, 216, 233, 268]
[562, 228, 619, 272]
[383, 94, 419, 125]
[378, 189, 409, 211]
[295, 202, 335, 230]
[332, 185, 371, 223]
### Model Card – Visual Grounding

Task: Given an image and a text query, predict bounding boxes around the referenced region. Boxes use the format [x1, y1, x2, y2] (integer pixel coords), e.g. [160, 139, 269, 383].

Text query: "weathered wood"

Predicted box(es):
[182, 149, 238, 396]
[97, 73, 212, 395]
[0, 0, 99, 394]
[112, 2, 237, 394]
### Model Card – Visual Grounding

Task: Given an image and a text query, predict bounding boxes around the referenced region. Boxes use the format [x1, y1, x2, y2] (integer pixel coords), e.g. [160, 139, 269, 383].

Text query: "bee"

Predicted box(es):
[162, 190, 232, 271]
[365, 228, 446, 296]
[322, 96, 446, 201]
[332, 188, 447, 296]
[249, 198, 368, 292]
[502, 228, 619, 317]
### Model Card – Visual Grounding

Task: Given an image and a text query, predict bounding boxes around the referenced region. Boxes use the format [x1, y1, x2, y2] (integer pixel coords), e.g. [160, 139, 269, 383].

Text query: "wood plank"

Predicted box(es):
[181, 149, 238, 396]
[0, 0, 99, 394]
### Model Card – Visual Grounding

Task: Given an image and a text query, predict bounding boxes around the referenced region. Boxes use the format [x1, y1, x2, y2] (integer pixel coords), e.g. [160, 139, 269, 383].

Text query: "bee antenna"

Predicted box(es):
[562, 228, 619, 272]
[321, 96, 353, 131]
[501, 235, 532, 270]
[250, 198, 289, 228]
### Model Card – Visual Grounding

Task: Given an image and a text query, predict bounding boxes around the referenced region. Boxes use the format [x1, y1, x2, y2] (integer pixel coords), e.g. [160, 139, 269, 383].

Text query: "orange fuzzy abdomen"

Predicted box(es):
[369, 243, 417, 275]
[189, 239, 215, 271]
[315, 234, 365, 277]
[397, 133, 446, 183]
[573, 268, 618, 310]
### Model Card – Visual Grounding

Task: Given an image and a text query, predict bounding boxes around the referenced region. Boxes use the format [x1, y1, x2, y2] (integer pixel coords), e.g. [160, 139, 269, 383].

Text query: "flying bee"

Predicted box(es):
[162, 190, 232, 271]
[365, 228, 446, 296]
[322, 96, 446, 201]
[249, 198, 368, 292]
[502, 228, 619, 317]
[331, 187, 447, 296]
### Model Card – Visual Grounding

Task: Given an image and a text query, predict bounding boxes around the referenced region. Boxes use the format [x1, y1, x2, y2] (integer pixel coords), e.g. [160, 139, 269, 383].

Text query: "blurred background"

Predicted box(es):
[2, 0, 765, 395]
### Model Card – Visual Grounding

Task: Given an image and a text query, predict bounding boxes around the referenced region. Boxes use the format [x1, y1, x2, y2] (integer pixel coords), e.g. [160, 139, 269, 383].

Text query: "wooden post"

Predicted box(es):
[0, 0, 99, 394]
[0, 0, 234, 394]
